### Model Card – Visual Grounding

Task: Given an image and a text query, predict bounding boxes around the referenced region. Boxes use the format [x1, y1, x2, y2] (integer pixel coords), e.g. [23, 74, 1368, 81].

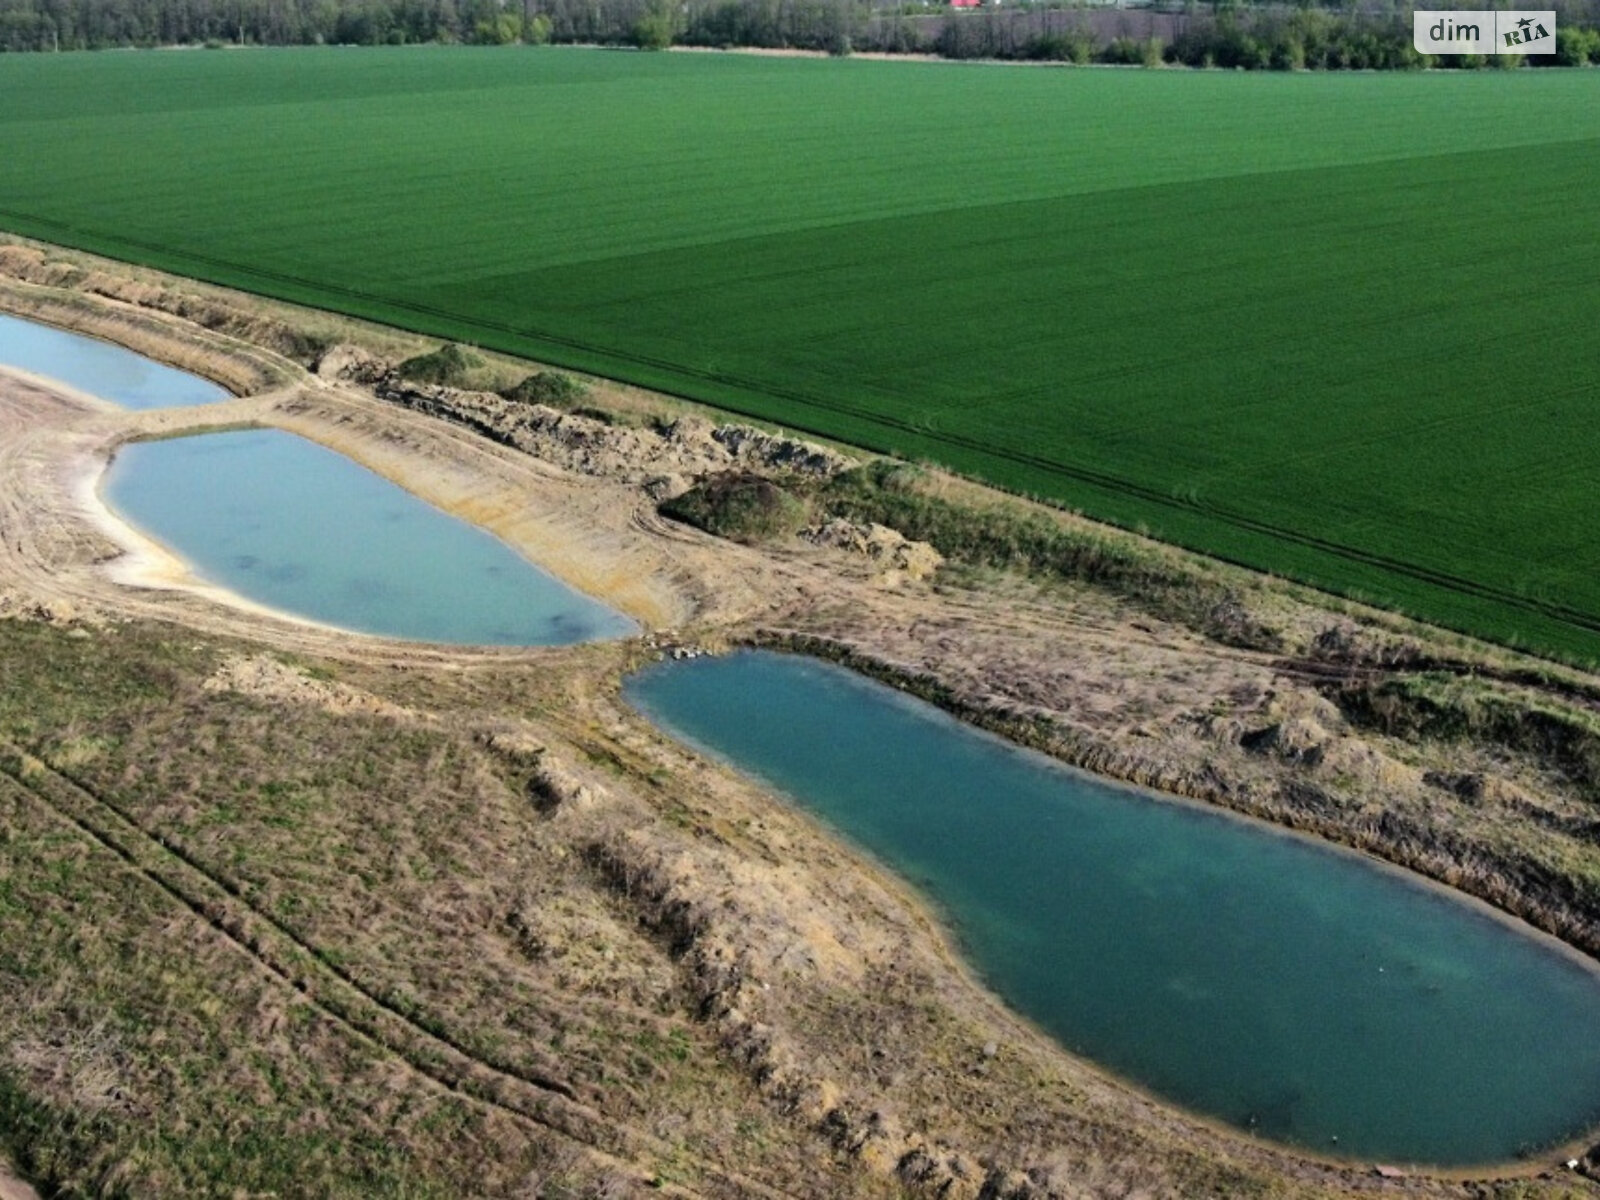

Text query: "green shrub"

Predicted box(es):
[660, 472, 810, 543]
[396, 343, 483, 386]
[1100, 36, 1165, 67]
[472, 12, 521, 43]
[1099, 37, 1145, 65]
[1270, 36, 1305, 70]
[1025, 31, 1092, 63]
[1552, 26, 1600, 64]
[632, 0, 676, 49]
[500, 370, 588, 408]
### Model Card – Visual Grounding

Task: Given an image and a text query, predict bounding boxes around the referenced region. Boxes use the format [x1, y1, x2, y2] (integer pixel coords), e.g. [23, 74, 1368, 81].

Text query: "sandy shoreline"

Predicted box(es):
[0, 363, 122, 416]
[74, 435, 367, 640]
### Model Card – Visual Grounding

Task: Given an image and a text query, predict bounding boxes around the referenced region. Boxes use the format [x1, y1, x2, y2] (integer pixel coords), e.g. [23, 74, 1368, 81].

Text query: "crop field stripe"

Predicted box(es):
[2, 50, 1598, 660]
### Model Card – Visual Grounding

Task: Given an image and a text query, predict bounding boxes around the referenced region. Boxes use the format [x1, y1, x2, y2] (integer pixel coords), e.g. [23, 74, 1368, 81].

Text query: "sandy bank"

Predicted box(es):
[76, 431, 355, 640]
[0, 363, 122, 416]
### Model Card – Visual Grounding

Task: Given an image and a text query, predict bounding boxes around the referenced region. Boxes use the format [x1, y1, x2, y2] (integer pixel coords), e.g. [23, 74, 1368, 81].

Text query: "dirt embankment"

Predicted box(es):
[4, 242, 1600, 1196]
[0, 243, 314, 394]
[363, 361, 850, 488]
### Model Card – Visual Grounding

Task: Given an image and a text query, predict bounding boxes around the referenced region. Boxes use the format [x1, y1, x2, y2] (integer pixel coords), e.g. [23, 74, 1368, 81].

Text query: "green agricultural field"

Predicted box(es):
[0, 49, 1597, 659]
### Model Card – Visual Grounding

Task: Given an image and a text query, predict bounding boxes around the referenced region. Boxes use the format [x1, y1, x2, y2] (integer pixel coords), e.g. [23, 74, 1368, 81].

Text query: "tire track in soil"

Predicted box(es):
[0, 749, 804, 1200]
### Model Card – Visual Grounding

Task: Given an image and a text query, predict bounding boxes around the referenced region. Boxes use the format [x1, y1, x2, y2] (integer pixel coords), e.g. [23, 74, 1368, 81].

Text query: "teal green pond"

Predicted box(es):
[103, 429, 636, 646]
[624, 650, 1600, 1166]
[0, 312, 228, 409]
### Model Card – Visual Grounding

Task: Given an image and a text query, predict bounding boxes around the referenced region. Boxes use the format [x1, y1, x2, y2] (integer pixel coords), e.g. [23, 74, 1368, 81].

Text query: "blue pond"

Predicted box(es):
[103, 428, 637, 646]
[625, 649, 1600, 1166]
[0, 312, 229, 409]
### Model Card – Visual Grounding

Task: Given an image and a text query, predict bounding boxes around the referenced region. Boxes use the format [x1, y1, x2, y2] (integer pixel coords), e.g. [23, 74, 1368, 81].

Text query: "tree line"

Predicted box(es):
[918, 0, 1599, 66]
[1, 0, 1597, 66]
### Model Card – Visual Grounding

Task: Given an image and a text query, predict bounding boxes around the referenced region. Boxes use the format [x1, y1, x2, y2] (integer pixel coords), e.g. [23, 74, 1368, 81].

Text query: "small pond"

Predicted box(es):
[625, 649, 1600, 1166]
[0, 311, 229, 409]
[103, 428, 637, 646]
